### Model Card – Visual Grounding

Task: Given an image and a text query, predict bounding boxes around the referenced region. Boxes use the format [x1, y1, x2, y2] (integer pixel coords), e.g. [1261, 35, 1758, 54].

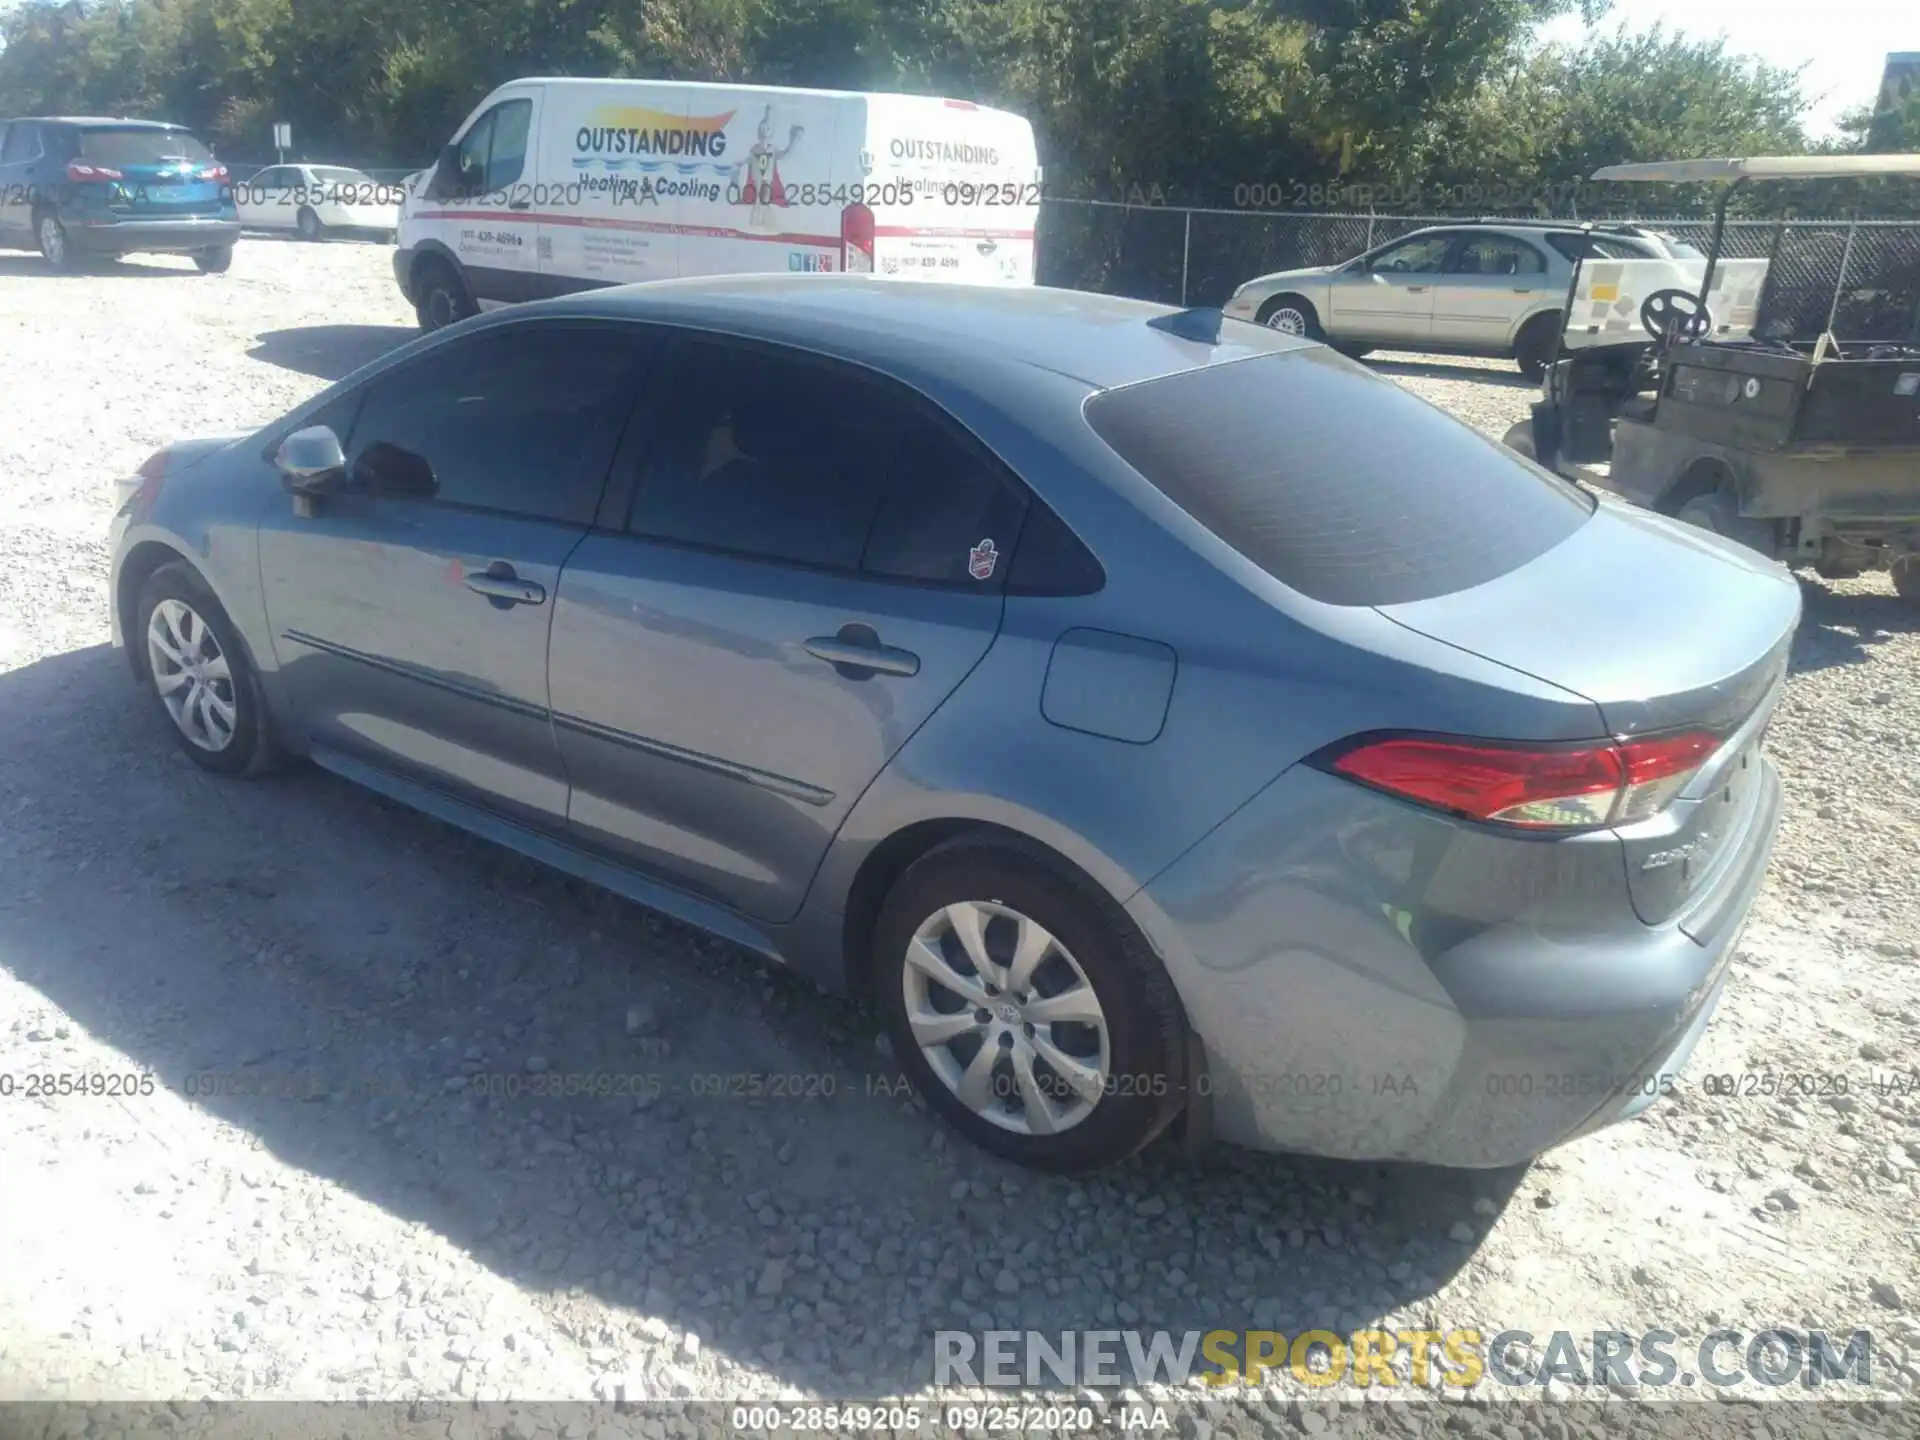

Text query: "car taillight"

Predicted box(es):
[200, 163, 229, 182]
[1318, 730, 1724, 831]
[66, 161, 124, 182]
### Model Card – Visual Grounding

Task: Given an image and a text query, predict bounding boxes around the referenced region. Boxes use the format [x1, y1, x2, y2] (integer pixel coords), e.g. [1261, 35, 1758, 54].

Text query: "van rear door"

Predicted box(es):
[862, 96, 1038, 286]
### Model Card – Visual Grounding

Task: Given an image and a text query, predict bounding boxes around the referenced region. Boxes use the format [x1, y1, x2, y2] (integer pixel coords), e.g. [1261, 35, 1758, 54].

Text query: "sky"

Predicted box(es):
[1537, 0, 1916, 137]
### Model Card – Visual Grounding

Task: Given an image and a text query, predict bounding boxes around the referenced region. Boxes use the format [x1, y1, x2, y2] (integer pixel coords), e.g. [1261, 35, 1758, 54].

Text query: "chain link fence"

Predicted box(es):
[1036, 199, 1920, 344]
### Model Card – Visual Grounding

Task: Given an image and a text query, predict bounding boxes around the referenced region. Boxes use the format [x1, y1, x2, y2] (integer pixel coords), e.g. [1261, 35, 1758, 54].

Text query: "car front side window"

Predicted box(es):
[1367, 236, 1453, 274]
[338, 322, 653, 525]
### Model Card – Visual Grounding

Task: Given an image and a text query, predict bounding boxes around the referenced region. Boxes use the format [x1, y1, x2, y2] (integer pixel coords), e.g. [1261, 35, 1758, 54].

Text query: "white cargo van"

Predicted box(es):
[393, 76, 1042, 329]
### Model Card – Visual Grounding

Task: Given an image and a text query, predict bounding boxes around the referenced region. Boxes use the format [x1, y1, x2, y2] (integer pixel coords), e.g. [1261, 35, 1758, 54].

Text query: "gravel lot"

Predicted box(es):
[2, 240, 1919, 1437]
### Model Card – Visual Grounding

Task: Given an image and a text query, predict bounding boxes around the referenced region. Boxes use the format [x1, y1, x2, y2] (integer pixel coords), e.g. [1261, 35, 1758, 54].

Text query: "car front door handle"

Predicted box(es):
[464, 563, 545, 606]
[509, 200, 532, 211]
[805, 623, 920, 679]
[1406, 285, 1430, 294]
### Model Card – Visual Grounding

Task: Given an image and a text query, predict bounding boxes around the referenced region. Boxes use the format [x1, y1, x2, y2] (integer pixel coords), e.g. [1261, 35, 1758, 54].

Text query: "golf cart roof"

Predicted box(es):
[1591, 155, 1920, 184]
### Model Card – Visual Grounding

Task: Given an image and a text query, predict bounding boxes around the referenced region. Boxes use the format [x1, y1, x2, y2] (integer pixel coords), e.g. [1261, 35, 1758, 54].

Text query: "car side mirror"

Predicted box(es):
[274, 425, 346, 494]
[429, 143, 464, 198]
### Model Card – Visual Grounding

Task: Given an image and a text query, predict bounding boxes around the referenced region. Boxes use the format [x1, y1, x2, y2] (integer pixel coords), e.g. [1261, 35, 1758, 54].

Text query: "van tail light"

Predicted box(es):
[1316, 730, 1725, 831]
[66, 161, 124, 182]
[841, 202, 875, 275]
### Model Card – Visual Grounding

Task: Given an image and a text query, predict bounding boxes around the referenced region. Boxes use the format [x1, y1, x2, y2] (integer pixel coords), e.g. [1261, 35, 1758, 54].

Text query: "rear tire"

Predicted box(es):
[135, 562, 281, 777]
[1674, 484, 1775, 557]
[193, 246, 233, 275]
[1514, 312, 1562, 382]
[413, 255, 476, 332]
[1893, 556, 1920, 602]
[873, 838, 1189, 1172]
[35, 211, 76, 272]
[1255, 294, 1323, 342]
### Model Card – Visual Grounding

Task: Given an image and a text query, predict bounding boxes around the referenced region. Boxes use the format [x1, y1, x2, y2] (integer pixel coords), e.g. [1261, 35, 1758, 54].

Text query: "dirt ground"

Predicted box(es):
[1, 240, 1917, 1437]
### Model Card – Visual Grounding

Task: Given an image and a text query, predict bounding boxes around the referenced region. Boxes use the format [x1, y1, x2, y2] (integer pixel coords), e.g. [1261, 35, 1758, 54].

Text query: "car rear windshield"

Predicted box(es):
[1083, 349, 1593, 606]
[78, 127, 213, 166]
[310, 166, 373, 185]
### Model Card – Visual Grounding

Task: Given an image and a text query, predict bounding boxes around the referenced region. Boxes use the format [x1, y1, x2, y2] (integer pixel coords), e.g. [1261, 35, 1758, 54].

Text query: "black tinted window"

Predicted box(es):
[79, 127, 212, 166]
[1008, 502, 1105, 596]
[862, 417, 1029, 586]
[1085, 350, 1591, 606]
[0, 123, 36, 163]
[630, 339, 905, 569]
[343, 323, 649, 524]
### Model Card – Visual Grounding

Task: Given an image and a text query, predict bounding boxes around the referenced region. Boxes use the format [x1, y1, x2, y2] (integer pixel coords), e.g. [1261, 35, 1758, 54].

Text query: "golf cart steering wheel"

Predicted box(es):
[1641, 288, 1712, 344]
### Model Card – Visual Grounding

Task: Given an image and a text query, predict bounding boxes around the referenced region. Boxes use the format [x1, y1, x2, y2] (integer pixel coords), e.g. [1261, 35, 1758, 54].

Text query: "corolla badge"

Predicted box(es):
[1643, 830, 1714, 871]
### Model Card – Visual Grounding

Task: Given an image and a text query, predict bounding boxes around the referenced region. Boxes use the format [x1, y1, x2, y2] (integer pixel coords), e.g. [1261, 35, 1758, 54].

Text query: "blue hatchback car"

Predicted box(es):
[107, 278, 1796, 1173]
[0, 116, 240, 271]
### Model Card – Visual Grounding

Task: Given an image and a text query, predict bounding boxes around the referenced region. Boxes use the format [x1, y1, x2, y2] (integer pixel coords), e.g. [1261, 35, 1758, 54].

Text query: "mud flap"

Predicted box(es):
[1530, 400, 1563, 470]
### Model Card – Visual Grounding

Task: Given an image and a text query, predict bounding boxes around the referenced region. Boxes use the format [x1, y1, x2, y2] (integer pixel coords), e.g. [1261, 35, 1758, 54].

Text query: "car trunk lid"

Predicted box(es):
[1376, 496, 1799, 925]
[77, 129, 227, 218]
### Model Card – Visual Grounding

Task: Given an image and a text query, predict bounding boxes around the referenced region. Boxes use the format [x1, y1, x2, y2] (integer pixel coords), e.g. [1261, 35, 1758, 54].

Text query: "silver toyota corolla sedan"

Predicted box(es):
[108, 276, 1797, 1173]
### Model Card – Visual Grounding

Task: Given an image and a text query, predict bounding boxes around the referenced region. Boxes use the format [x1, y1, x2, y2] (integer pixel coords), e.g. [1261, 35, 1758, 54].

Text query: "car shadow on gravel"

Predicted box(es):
[0, 642, 1520, 1398]
[1789, 579, 1920, 674]
[249, 325, 418, 381]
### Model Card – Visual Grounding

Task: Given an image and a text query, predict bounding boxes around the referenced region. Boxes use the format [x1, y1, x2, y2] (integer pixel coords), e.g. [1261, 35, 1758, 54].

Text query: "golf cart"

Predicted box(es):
[1504, 154, 1920, 598]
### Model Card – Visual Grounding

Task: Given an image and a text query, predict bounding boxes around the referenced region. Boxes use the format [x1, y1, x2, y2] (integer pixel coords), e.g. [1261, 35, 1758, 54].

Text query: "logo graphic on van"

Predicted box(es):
[734, 105, 805, 231]
[574, 107, 735, 174]
[968, 538, 999, 581]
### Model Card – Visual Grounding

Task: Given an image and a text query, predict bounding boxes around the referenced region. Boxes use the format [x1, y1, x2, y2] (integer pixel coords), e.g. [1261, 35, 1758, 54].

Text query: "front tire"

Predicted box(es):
[136, 563, 279, 777]
[1255, 294, 1323, 342]
[295, 206, 325, 242]
[193, 246, 233, 274]
[873, 838, 1189, 1172]
[413, 254, 477, 332]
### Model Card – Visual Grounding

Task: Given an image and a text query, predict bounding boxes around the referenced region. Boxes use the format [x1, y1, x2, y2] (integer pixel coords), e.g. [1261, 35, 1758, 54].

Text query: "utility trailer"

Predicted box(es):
[1504, 154, 1920, 597]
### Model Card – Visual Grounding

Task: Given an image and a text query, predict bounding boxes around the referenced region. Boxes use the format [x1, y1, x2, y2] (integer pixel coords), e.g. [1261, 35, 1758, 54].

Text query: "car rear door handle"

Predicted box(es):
[805, 623, 920, 679]
[464, 562, 545, 606]
[509, 200, 532, 211]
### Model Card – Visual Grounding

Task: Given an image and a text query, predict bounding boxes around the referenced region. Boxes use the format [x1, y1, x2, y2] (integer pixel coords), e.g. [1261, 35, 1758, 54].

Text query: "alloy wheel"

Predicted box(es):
[1265, 306, 1308, 336]
[146, 599, 238, 752]
[901, 899, 1110, 1137]
[39, 216, 65, 266]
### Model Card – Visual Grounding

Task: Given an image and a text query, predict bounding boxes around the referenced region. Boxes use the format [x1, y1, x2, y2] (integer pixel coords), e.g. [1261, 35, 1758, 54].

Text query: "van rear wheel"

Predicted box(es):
[1893, 556, 1920, 602]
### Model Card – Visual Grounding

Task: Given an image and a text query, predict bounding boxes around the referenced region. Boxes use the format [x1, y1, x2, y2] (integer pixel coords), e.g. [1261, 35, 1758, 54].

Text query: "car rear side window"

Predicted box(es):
[78, 128, 213, 166]
[342, 322, 652, 524]
[629, 337, 906, 570]
[0, 123, 37, 163]
[861, 415, 1029, 586]
[1083, 349, 1592, 606]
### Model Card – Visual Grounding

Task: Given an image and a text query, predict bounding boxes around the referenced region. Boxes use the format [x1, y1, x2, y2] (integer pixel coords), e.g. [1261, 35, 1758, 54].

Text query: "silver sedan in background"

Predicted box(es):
[108, 278, 1793, 1172]
[1224, 220, 1703, 378]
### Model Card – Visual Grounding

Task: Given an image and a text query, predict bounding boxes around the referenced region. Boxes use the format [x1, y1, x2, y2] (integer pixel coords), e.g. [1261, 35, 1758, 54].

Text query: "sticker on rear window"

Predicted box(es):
[968, 538, 998, 580]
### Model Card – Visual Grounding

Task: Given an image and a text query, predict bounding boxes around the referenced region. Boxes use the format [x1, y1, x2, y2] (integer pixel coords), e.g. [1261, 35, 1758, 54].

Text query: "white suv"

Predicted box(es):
[1223, 221, 1703, 378]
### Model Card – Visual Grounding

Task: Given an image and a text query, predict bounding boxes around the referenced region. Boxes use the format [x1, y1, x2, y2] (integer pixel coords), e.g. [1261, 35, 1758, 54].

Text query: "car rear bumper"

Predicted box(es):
[1128, 758, 1784, 1167]
[70, 215, 241, 254]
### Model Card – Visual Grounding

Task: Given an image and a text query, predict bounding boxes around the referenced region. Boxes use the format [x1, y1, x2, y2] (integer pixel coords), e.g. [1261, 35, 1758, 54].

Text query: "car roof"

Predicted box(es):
[12, 117, 194, 130]
[513, 275, 1317, 389]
